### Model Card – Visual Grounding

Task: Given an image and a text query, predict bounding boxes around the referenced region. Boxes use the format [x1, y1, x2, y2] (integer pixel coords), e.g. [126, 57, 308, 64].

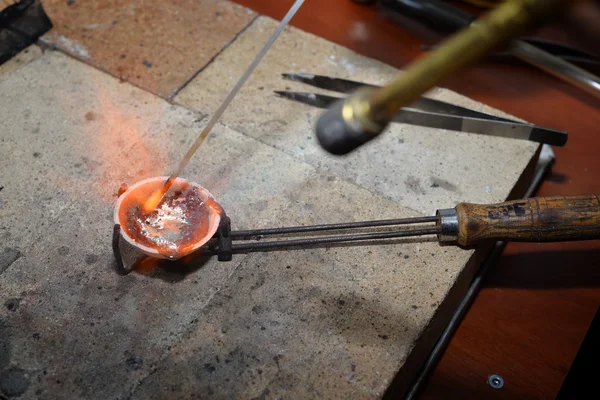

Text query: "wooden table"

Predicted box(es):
[235, 0, 600, 397]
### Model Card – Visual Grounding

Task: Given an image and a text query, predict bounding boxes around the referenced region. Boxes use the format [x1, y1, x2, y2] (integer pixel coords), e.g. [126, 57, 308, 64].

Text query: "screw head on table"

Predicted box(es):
[488, 374, 504, 389]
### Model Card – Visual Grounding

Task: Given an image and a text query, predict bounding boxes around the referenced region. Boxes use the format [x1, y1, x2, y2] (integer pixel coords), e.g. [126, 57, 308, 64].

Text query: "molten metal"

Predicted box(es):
[141, 183, 169, 213]
[115, 177, 221, 260]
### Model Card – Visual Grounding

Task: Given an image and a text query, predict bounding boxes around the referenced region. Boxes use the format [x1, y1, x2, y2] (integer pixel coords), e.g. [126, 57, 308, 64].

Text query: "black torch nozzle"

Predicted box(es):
[314, 88, 389, 155]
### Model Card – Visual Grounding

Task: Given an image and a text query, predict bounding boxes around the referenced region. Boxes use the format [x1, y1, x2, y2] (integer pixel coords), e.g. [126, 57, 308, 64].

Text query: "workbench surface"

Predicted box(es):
[230, 0, 600, 398]
[1, 0, 598, 399]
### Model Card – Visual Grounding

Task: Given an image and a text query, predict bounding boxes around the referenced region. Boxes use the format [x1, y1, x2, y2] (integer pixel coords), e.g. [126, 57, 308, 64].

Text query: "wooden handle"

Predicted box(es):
[455, 195, 600, 246]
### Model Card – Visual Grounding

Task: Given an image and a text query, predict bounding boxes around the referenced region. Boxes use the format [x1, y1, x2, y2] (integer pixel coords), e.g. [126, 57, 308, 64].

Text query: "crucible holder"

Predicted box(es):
[112, 212, 441, 275]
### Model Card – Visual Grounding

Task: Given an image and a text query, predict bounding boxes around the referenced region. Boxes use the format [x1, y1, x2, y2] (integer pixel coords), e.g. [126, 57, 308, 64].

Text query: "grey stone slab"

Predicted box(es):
[131, 173, 470, 400]
[0, 50, 202, 251]
[1, 216, 244, 399]
[0, 45, 43, 81]
[0, 50, 241, 399]
[0, 49, 476, 399]
[175, 16, 540, 215]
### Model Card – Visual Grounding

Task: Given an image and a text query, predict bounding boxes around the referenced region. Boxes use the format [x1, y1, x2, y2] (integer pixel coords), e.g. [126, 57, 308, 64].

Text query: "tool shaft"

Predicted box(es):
[387, 1, 600, 98]
[511, 40, 600, 99]
[209, 195, 598, 256]
[230, 227, 441, 252]
[368, 0, 564, 121]
[438, 195, 600, 246]
[231, 215, 437, 238]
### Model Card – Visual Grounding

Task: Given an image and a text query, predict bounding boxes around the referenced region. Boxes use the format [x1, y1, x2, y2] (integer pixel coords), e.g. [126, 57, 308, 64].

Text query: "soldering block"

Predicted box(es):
[0, 17, 540, 400]
[174, 15, 541, 397]
[0, 45, 43, 82]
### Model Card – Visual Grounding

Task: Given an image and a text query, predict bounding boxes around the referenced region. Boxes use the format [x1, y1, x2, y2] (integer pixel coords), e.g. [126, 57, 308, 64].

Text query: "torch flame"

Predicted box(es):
[142, 186, 167, 213]
[141, 175, 177, 213]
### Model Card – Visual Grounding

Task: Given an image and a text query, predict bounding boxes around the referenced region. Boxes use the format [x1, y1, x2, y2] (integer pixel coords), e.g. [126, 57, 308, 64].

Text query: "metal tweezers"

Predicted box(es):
[276, 73, 568, 146]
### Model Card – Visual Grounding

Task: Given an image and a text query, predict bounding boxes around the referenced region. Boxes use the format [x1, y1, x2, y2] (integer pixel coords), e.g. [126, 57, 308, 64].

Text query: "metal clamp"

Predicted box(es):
[216, 215, 233, 262]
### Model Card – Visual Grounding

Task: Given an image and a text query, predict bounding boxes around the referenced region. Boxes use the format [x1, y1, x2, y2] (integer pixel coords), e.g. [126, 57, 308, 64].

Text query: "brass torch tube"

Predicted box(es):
[364, 0, 566, 124]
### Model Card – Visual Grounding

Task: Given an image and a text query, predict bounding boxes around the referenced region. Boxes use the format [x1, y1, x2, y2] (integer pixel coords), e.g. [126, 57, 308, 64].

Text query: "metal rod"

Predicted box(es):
[230, 226, 441, 252]
[142, 0, 306, 212]
[511, 40, 600, 100]
[230, 216, 437, 238]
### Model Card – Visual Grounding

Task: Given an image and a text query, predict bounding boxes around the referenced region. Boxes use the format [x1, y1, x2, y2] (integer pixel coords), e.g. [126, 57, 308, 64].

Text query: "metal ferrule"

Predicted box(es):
[342, 86, 388, 136]
[436, 208, 459, 242]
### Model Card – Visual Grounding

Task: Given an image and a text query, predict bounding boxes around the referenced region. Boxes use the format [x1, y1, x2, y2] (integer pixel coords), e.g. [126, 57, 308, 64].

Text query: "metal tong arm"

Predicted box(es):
[232, 195, 600, 249]
[281, 73, 514, 122]
[208, 215, 440, 257]
[231, 215, 437, 238]
[210, 194, 600, 258]
[275, 85, 568, 146]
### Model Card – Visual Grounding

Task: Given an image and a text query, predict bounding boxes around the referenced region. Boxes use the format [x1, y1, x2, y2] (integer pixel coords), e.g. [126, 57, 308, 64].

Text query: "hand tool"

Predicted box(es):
[0, 0, 52, 66]
[211, 195, 600, 255]
[277, 73, 568, 146]
[380, 0, 600, 99]
[364, 0, 599, 67]
[460, 0, 502, 8]
[115, 193, 600, 272]
[314, 0, 567, 155]
[141, 0, 306, 213]
[420, 37, 600, 74]
[368, 0, 600, 72]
